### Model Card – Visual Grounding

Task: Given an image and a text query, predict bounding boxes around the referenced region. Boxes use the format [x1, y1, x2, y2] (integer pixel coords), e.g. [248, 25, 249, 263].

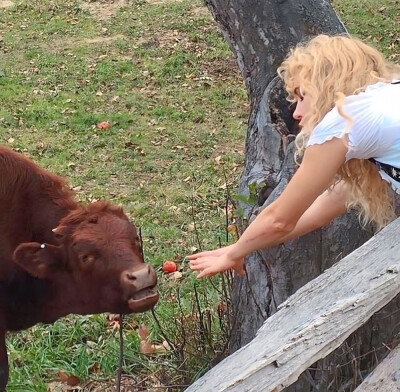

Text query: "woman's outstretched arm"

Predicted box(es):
[189, 137, 349, 278]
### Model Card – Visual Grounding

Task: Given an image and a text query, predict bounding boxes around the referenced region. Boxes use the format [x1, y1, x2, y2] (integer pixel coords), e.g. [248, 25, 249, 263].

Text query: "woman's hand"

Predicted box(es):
[188, 244, 245, 279]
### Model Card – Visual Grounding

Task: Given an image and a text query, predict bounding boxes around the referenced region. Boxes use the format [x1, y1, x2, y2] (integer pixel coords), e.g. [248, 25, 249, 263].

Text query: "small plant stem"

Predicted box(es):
[151, 308, 177, 353]
[115, 314, 124, 392]
[190, 190, 203, 252]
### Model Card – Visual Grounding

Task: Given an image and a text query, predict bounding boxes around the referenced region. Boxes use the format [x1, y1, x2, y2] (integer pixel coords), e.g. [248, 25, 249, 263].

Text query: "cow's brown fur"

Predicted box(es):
[0, 147, 158, 389]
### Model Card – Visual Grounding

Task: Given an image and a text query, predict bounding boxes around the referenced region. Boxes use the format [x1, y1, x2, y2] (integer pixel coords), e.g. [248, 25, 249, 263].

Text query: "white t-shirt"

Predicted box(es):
[307, 81, 400, 191]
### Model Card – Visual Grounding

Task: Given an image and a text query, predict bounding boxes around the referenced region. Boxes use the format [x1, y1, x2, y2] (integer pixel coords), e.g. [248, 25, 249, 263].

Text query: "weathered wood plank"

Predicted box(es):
[354, 344, 400, 392]
[185, 218, 400, 392]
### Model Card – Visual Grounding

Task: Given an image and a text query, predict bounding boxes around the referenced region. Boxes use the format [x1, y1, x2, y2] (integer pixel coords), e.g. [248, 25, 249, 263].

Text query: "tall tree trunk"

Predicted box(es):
[203, 0, 400, 390]
[204, 0, 371, 346]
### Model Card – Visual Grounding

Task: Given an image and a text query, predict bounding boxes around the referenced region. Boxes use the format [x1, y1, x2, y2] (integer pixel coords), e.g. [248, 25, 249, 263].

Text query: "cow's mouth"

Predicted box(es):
[127, 287, 159, 311]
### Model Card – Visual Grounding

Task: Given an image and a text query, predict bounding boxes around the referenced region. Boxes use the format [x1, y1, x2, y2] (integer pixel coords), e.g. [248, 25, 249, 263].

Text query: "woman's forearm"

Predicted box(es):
[227, 182, 349, 260]
[226, 203, 294, 260]
[189, 140, 349, 278]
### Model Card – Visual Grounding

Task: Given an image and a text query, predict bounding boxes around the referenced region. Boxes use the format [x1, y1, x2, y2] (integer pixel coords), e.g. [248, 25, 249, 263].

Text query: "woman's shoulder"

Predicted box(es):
[307, 82, 398, 158]
[345, 81, 397, 107]
[364, 80, 400, 96]
[315, 81, 396, 130]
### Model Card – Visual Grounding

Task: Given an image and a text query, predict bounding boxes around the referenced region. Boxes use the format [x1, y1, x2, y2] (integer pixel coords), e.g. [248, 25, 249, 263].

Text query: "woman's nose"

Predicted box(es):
[293, 104, 302, 121]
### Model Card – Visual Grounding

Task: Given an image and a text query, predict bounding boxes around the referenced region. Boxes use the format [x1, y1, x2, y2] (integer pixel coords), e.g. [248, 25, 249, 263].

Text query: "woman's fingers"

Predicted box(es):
[187, 244, 235, 261]
[187, 248, 225, 260]
[189, 259, 207, 270]
[189, 254, 245, 279]
[189, 256, 216, 272]
[187, 251, 214, 260]
[195, 263, 244, 279]
[187, 253, 204, 261]
[188, 243, 244, 279]
[197, 268, 217, 279]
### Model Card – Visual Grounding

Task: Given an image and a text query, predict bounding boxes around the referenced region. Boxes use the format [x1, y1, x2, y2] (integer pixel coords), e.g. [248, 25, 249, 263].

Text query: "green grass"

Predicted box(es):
[1, 0, 245, 390]
[333, 0, 400, 59]
[1, 0, 398, 390]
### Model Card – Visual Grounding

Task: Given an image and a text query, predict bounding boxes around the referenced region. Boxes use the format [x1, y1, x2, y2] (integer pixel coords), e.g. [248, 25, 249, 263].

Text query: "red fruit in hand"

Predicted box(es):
[162, 261, 177, 273]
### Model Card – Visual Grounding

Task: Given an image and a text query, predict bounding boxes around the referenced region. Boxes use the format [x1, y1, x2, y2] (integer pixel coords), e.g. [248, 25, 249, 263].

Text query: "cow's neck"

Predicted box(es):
[1, 269, 91, 330]
[1, 270, 54, 331]
[42, 276, 107, 320]
[0, 328, 8, 391]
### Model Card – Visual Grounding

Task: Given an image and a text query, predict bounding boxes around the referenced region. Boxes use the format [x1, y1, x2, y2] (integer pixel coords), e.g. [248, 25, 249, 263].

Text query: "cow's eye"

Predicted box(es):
[79, 254, 95, 264]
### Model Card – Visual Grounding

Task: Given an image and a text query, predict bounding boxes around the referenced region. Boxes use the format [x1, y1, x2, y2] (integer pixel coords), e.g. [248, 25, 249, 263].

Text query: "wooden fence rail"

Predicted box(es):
[354, 344, 400, 391]
[185, 218, 400, 392]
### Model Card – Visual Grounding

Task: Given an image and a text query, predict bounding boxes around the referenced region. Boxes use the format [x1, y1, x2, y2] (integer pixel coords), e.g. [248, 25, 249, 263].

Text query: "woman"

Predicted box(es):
[189, 34, 400, 279]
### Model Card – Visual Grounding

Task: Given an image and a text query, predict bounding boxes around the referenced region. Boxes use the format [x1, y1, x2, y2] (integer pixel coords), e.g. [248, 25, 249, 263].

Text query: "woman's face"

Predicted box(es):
[292, 87, 312, 128]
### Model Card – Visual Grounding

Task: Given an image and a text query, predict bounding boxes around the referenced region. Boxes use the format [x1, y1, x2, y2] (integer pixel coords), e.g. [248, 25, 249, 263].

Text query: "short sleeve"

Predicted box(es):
[307, 108, 349, 148]
[307, 89, 384, 161]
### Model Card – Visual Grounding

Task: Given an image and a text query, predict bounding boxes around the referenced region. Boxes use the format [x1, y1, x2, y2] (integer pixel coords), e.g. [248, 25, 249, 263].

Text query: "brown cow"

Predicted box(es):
[0, 146, 159, 390]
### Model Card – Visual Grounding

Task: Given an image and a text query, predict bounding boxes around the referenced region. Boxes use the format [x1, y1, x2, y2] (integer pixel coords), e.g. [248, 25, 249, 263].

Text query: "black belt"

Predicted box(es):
[369, 158, 400, 182]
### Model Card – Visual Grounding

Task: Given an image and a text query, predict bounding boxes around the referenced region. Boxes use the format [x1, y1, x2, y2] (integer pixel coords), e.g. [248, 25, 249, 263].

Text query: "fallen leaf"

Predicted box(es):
[96, 121, 110, 130]
[218, 302, 228, 316]
[138, 323, 149, 340]
[140, 340, 154, 355]
[214, 155, 222, 165]
[88, 362, 101, 375]
[153, 340, 170, 353]
[106, 313, 121, 330]
[58, 370, 81, 386]
[168, 271, 183, 280]
[138, 324, 155, 355]
[227, 224, 237, 235]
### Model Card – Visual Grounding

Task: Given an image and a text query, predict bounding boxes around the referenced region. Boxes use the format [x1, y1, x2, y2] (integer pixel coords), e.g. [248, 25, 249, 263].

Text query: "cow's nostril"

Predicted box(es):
[122, 265, 157, 293]
[126, 273, 137, 281]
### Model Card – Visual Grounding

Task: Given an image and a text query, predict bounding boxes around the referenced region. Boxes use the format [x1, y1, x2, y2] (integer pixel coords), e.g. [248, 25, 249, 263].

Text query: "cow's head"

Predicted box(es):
[12, 202, 159, 320]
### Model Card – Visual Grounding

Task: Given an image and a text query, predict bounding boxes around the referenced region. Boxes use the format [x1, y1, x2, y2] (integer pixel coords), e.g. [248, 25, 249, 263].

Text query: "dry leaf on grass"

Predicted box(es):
[57, 370, 81, 387]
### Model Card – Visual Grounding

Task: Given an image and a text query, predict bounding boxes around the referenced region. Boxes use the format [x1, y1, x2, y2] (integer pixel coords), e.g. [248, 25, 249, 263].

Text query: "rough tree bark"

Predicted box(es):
[203, 0, 400, 390]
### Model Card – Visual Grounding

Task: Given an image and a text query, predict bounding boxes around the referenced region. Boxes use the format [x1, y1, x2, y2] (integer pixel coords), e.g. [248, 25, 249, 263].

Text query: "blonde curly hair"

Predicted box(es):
[277, 34, 400, 229]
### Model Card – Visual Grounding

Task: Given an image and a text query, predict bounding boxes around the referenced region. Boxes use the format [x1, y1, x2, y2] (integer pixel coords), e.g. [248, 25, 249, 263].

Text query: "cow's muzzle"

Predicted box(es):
[121, 264, 159, 312]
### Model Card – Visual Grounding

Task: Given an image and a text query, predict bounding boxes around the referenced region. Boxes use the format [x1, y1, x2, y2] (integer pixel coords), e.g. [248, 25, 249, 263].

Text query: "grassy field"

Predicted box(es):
[0, 0, 399, 390]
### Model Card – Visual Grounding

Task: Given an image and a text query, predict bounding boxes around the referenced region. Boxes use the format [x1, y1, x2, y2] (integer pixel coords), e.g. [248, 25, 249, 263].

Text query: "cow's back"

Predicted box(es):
[0, 147, 76, 279]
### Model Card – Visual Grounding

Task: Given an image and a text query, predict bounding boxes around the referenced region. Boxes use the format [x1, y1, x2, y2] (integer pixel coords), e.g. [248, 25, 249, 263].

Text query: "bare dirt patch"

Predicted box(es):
[67, 34, 126, 47]
[40, 34, 127, 54]
[144, 27, 241, 82]
[147, 0, 183, 4]
[190, 6, 210, 17]
[81, 0, 127, 21]
[0, 0, 14, 8]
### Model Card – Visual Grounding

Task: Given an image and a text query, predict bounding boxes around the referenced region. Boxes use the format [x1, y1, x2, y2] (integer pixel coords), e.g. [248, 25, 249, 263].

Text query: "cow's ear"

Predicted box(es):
[13, 243, 61, 279]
